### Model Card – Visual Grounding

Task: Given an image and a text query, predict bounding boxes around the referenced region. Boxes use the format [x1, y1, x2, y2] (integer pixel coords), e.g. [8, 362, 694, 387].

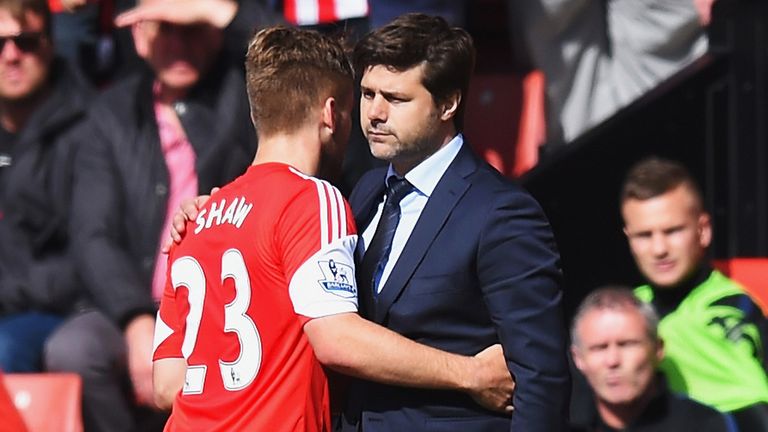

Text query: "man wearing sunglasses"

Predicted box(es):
[0, 0, 93, 375]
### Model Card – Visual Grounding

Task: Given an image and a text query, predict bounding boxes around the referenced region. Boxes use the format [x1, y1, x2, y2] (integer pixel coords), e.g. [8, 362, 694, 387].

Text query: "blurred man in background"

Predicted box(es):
[44, 1, 272, 430]
[622, 156, 768, 430]
[0, 0, 92, 374]
[571, 286, 736, 431]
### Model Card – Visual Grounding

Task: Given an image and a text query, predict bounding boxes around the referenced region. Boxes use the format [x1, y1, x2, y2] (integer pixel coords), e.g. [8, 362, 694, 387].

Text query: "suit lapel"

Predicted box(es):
[373, 144, 478, 323]
[351, 171, 387, 319]
[352, 174, 387, 236]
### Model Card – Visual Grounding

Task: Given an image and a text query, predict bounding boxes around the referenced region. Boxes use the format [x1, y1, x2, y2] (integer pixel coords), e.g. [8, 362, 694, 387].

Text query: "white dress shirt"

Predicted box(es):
[360, 134, 464, 293]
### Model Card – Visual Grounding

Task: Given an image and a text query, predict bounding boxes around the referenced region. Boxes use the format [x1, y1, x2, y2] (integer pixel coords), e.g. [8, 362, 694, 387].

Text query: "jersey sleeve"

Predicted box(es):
[153, 251, 185, 361]
[279, 178, 358, 319]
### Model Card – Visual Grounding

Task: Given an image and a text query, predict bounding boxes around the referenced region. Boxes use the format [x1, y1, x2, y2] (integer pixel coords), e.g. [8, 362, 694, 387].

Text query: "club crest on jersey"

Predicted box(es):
[317, 259, 356, 298]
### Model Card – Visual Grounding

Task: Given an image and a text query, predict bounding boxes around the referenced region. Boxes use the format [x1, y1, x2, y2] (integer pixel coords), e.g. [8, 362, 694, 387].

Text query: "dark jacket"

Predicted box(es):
[570, 376, 737, 432]
[0, 59, 94, 315]
[342, 142, 569, 432]
[70, 59, 257, 328]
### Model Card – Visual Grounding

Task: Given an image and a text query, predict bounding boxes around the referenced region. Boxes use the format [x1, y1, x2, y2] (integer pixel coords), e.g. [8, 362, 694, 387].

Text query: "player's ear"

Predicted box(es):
[321, 97, 337, 134]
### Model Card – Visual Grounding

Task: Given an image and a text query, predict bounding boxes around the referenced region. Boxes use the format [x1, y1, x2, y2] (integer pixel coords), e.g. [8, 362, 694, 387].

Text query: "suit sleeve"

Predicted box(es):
[70, 120, 156, 327]
[477, 188, 570, 432]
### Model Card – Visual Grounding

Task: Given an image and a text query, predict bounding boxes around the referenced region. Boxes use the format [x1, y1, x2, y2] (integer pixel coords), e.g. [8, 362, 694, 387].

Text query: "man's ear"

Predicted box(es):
[655, 337, 665, 364]
[571, 345, 584, 372]
[698, 212, 712, 249]
[439, 91, 461, 122]
[321, 96, 337, 135]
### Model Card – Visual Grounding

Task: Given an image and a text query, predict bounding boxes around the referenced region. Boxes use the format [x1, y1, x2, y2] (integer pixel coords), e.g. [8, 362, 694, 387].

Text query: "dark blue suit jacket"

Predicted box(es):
[340, 143, 570, 431]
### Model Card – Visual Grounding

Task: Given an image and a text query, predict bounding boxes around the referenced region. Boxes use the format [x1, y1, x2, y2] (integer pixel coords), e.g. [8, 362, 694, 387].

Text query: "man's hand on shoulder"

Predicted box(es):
[161, 190, 216, 253]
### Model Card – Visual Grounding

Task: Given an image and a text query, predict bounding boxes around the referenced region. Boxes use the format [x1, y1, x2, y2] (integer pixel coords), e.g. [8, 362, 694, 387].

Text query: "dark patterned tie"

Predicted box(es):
[357, 177, 414, 315]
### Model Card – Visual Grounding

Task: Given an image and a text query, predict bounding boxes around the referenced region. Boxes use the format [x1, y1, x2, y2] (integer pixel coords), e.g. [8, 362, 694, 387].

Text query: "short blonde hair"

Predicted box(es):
[245, 26, 353, 137]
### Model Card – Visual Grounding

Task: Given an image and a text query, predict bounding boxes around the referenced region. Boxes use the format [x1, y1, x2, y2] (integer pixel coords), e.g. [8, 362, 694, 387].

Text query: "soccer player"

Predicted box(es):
[152, 25, 513, 431]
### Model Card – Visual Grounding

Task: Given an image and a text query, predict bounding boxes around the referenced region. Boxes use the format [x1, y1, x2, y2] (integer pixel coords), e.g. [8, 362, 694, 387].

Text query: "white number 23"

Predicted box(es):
[170, 248, 262, 394]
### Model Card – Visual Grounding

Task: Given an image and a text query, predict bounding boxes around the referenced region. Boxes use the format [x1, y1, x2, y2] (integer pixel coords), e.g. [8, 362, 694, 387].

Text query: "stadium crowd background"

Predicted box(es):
[1, 0, 767, 430]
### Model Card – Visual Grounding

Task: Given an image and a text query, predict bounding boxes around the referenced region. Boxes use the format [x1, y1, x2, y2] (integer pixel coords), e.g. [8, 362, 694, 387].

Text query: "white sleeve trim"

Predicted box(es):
[288, 167, 349, 246]
[289, 234, 359, 318]
[153, 311, 175, 356]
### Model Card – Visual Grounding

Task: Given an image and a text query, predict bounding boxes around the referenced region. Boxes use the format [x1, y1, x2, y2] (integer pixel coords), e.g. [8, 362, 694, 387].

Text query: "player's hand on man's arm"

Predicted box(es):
[470, 344, 516, 412]
[161, 189, 217, 253]
[114, 0, 237, 29]
[304, 312, 515, 413]
[125, 314, 159, 409]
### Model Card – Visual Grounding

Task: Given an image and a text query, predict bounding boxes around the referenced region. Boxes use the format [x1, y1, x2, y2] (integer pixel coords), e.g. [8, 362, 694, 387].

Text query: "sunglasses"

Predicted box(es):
[0, 32, 45, 53]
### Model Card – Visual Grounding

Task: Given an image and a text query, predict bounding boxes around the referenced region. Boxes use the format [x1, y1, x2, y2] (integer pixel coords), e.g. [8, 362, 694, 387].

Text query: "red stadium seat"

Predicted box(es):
[464, 70, 546, 178]
[513, 71, 546, 177]
[3, 373, 83, 432]
[713, 258, 768, 315]
[0, 371, 27, 432]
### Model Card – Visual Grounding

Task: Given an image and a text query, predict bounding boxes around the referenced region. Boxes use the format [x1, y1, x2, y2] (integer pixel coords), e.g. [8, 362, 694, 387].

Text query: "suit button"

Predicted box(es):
[155, 183, 167, 196]
[143, 257, 154, 269]
[173, 102, 187, 116]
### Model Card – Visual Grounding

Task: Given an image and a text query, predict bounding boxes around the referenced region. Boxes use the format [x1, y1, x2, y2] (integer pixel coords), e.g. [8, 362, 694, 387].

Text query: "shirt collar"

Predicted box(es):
[385, 133, 464, 197]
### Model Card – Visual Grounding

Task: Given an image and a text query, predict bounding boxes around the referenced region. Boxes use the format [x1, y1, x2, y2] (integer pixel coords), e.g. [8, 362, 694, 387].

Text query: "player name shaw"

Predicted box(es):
[194, 196, 253, 235]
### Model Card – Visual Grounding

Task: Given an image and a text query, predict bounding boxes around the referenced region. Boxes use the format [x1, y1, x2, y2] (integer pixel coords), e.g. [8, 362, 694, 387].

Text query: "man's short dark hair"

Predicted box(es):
[353, 13, 475, 131]
[621, 156, 703, 209]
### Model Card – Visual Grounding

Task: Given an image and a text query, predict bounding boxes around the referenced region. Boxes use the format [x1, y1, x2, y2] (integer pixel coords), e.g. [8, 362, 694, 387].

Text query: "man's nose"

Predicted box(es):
[366, 95, 387, 123]
[0, 38, 22, 60]
[651, 233, 668, 257]
[604, 346, 621, 367]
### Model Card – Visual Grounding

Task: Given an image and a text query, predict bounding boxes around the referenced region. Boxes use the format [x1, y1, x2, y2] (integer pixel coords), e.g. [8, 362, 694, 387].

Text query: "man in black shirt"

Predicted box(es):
[570, 287, 736, 432]
[0, 0, 92, 372]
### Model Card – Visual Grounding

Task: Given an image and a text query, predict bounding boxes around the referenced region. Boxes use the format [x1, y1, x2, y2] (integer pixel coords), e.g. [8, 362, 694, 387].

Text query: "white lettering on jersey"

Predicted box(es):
[232, 198, 252, 228]
[194, 197, 254, 235]
[206, 199, 224, 228]
[167, 250, 263, 395]
[219, 249, 261, 391]
[194, 209, 207, 234]
[221, 199, 237, 225]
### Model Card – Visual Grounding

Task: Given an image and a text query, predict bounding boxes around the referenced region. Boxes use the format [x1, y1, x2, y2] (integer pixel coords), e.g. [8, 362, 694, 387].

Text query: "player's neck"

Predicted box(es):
[252, 129, 320, 176]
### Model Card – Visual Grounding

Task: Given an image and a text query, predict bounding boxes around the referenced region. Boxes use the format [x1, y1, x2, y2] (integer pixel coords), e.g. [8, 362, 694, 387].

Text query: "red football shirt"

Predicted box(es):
[283, 0, 368, 25]
[153, 163, 358, 432]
